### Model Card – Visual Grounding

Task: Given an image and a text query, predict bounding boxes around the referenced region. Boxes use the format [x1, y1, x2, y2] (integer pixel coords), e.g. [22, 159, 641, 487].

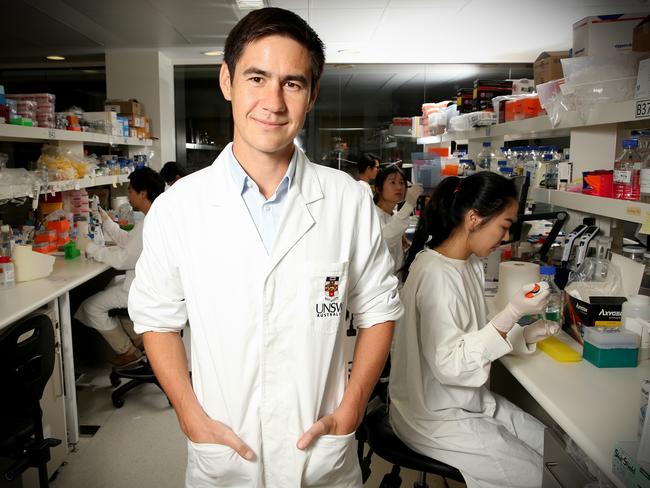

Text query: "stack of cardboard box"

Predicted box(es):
[104, 99, 151, 139]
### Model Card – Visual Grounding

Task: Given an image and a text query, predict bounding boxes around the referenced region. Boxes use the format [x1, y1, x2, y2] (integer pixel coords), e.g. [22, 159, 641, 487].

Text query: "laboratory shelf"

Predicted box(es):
[530, 187, 650, 224]
[0, 174, 130, 201]
[0, 123, 152, 146]
[417, 100, 645, 146]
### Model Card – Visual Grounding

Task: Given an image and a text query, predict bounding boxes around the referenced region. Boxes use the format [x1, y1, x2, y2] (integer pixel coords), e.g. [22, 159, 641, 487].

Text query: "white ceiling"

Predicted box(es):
[1, 0, 649, 66]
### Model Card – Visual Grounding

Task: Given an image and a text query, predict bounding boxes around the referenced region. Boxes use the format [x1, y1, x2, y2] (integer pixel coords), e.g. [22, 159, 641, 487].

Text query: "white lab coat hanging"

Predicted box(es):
[129, 144, 402, 487]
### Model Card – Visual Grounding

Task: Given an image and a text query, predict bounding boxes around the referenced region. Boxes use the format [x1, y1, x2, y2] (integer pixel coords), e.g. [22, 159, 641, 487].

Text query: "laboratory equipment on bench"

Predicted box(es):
[504, 173, 568, 262]
[574, 225, 600, 267]
[560, 224, 588, 265]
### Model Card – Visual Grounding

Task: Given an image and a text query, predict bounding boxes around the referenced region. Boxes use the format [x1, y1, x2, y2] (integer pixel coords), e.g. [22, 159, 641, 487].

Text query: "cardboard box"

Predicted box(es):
[563, 294, 627, 344]
[573, 13, 648, 57]
[125, 115, 145, 128]
[104, 98, 142, 115]
[635, 16, 650, 51]
[456, 88, 473, 114]
[82, 111, 118, 124]
[472, 79, 512, 112]
[533, 51, 569, 87]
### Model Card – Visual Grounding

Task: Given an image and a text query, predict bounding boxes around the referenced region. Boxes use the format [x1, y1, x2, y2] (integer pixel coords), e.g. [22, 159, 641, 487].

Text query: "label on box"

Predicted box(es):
[614, 169, 633, 184]
[636, 99, 650, 119]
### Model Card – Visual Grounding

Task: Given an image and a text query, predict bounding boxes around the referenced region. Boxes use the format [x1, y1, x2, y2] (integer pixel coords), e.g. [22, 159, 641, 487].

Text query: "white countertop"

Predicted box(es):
[0, 257, 110, 329]
[500, 331, 647, 487]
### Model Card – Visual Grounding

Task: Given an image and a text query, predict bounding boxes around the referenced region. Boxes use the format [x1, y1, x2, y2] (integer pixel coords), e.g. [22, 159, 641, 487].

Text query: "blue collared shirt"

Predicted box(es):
[228, 147, 297, 255]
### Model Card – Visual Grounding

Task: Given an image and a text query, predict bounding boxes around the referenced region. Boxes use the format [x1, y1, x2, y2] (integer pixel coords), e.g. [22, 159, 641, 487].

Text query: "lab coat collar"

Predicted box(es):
[207, 143, 323, 207]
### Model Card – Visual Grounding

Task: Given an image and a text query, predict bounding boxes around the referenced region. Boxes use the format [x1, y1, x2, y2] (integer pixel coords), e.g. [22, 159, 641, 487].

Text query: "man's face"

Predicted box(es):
[127, 184, 146, 212]
[220, 35, 318, 161]
[370, 161, 379, 180]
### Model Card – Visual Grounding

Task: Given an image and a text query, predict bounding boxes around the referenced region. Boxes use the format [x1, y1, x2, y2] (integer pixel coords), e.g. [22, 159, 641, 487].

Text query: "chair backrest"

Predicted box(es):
[0, 314, 55, 433]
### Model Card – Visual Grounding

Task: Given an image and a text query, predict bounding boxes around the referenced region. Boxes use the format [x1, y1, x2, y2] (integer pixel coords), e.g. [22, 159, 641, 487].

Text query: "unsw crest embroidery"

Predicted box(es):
[316, 276, 342, 318]
[324, 276, 339, 301]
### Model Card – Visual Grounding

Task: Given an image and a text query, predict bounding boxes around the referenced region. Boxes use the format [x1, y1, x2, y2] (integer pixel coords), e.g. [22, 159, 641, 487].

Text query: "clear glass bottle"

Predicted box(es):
[0, 224, 14, 258]
[642, 252, 650, 297]
[0, 255, 15, 287]
[614, 139, 641, 201]
[540, 265, 562, 328]
[622, 245, 646, 263]
[642, 151, 650, 203]
[477, 142, 495, 171]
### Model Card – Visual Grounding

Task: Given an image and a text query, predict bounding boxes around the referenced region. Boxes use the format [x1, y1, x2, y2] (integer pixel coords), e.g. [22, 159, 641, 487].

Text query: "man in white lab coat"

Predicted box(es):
[356, 152, 380, 198]
[75, 167, 165, 367]
[128, 7, 402, 488]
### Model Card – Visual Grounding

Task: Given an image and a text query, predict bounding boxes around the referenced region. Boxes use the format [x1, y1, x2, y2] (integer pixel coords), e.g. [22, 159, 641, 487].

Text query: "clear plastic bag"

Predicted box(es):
[565, 258, 624, 302]
[537, 78, 576, 128]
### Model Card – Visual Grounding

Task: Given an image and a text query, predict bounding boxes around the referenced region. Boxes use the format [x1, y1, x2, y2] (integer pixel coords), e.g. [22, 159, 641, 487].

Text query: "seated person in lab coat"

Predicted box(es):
[373, 165, 422, 275]
[389, 172, 560, 488]
[128, 7, 402, 488]
[160, 161, 186, 186]
[75, 167, 165, 367]
[355, 152, 380, 197]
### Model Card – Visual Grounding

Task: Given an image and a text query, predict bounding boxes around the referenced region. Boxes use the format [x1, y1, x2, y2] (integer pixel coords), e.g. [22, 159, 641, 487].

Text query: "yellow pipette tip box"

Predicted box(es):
[538, 336, 582, 362]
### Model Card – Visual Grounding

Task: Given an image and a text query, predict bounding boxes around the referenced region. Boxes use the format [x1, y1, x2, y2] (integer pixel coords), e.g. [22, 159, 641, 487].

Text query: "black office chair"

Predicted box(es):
[0, 314, 62, 487]
[107, 308, 167, 408]
[357, 378, 464, 488]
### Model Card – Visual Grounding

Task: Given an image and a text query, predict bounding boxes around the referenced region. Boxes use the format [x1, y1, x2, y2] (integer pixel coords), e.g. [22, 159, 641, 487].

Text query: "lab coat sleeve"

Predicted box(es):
[379, 202, 413, 248]
[86, 223, 142, 271]
[128, 198, 187, 334]
[416, 272, 512, 388]
[506, 324, 537, 356]
[102, 217, 129, 247]
[348, 192, 403, 328]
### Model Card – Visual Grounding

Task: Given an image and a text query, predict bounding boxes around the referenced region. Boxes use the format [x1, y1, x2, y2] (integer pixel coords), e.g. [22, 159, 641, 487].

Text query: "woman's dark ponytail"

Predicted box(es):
[400, 171, 518, 281]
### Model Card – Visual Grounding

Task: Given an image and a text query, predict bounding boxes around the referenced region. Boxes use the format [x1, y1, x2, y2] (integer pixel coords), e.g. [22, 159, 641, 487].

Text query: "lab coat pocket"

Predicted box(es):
[308, 262, 348, 335]
[302, 432, 359, 487]
[186, 440, 248, 486]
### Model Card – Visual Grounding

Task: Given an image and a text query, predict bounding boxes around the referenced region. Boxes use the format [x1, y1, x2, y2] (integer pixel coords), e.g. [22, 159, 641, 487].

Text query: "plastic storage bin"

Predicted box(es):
[582, 327, 639, 368]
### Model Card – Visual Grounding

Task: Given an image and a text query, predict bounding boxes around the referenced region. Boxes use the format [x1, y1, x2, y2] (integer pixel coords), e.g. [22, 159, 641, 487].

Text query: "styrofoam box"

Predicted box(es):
[573, 13, 649, 57]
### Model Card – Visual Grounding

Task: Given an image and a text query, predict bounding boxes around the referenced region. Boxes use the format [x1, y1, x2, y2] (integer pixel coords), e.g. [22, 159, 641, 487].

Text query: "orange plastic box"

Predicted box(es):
[505, 98, 544, 121]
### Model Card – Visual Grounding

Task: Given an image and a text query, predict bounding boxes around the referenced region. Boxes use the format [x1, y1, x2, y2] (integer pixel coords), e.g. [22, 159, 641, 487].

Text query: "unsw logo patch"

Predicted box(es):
[316, 276, 342, 318]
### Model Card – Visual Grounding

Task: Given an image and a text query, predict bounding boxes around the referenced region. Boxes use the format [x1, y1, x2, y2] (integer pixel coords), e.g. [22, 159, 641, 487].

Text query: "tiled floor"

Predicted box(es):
[44, 362, 465, 488]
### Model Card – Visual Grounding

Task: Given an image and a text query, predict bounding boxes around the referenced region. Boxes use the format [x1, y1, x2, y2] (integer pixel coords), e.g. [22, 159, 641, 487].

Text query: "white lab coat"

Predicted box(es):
[128, 144, 402, 488]
[389, 249, 544, 488]
[357, 179, 373, 199]
[74, 221, 143, 333]
[375, 202, 413, 274]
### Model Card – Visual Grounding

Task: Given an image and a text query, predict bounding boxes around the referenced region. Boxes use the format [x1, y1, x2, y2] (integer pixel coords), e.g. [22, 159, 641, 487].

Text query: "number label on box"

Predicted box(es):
[635, 99, 650, 119]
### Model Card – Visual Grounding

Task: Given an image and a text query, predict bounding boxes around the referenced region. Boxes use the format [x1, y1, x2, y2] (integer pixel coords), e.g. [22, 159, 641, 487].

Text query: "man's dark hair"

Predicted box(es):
[224, 7, 325, 91]
[128, 167, 165, 203]
[160, 161, 187, 185]
[358, 153, 380, 174]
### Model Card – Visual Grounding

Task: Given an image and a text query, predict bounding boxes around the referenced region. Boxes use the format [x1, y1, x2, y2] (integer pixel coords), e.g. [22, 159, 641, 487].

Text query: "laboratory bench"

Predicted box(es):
[0, 256, 110, 484]
[494, 330, 648, 488]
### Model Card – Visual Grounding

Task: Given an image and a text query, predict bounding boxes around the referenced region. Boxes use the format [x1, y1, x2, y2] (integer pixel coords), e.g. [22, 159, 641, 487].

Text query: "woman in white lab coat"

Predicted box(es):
[389, 172, 560, 488]
[373, 166, 422, 275]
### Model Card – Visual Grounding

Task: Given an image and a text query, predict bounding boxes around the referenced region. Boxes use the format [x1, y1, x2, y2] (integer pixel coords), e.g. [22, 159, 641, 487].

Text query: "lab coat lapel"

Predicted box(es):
[206, 145, 269, 257]
[268, 149, 323, 273]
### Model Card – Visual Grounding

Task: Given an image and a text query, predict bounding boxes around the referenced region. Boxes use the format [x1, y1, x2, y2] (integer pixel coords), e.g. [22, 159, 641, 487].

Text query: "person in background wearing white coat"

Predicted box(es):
[75, 167, 165, 367]
[389, 172, 560, 488]
[373, 165, 423, 276]
[355, 152, 379, 198]
[128, 8, 402, 488]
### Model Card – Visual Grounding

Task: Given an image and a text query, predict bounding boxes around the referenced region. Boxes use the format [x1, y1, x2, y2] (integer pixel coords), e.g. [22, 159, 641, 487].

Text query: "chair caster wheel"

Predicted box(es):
[110, 372, 121, 387]
[112, 397, 124, 408]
